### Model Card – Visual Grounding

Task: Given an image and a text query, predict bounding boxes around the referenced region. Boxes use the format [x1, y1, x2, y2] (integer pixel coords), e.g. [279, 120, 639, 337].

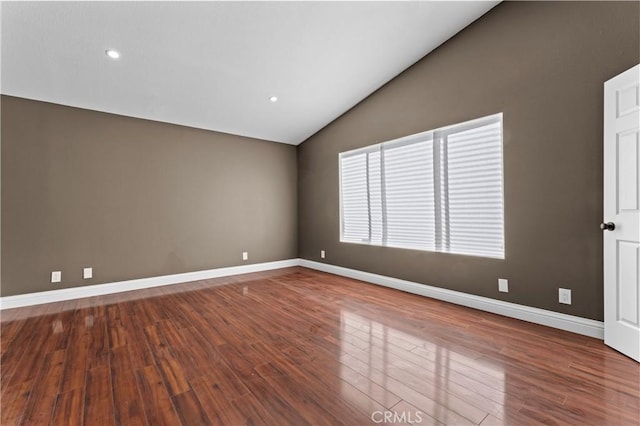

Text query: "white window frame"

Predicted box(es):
[339, 113, 505, 259]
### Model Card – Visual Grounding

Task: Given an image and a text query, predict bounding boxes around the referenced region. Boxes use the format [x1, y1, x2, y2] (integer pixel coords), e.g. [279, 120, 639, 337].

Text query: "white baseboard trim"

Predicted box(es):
[299, 259, 604, 340]
[0, 259, 300, 310]
[0, 258, 605, 340]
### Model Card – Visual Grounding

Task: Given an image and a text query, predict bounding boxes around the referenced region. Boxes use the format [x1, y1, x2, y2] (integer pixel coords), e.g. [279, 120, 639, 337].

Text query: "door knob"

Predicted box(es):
[600, 222, 615, 231]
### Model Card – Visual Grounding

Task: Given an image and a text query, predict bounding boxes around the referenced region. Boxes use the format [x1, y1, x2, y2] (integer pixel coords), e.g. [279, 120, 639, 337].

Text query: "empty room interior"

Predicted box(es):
[2, 1, 640, 425]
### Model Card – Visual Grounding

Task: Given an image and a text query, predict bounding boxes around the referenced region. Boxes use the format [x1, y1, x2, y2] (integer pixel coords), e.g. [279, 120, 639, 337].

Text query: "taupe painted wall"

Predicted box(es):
[298, 1, 640, 321]
[1, 96, 297, 296]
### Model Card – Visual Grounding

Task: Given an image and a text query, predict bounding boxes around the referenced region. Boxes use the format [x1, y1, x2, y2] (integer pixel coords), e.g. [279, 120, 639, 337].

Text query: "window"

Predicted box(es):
[339, 113, 504, 259]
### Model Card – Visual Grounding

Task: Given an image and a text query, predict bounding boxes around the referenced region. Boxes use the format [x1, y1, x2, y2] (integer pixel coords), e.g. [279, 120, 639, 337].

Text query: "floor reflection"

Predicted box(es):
[51, 319, 64, 334]
[1, 267, 638, 425]
[339, 310, 505, 424]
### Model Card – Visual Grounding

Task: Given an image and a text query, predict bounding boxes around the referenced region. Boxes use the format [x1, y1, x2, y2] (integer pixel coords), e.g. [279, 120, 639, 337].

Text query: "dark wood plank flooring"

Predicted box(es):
[1, 267, 638, 425]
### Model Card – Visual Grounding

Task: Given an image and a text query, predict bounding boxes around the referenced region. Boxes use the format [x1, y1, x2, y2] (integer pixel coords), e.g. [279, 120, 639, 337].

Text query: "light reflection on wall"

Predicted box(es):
[339, 310, 506, 423]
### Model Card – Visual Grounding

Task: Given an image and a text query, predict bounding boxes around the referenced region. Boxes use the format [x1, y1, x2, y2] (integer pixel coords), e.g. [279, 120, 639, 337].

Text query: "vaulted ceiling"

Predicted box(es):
[1, 1, 499, 145]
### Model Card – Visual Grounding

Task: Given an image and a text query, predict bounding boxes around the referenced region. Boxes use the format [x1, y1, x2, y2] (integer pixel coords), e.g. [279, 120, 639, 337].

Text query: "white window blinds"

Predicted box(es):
[384, 137, 436, 251]
[339, 113, 504, 259]
[340, 153, 369, 243]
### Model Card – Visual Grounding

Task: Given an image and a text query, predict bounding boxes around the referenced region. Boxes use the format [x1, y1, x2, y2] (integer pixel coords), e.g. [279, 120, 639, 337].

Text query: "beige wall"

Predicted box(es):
[1, 96, 297, 296]
[297, 1, 640, 321]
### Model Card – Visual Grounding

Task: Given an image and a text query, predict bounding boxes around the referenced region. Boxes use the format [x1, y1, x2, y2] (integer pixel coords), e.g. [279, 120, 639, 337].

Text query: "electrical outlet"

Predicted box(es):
[51, 271, 62, 283]
[83, 267, 93, 279]
[498, 278, 508, 293]
[242, 252, 248, 261]
[321, 250, 325, 259]
[559, 288, 572, 305]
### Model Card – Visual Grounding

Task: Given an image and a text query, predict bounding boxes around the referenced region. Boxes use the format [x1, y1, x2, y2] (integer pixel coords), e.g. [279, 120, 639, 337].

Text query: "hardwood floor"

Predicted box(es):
[1, 267, 638, 425]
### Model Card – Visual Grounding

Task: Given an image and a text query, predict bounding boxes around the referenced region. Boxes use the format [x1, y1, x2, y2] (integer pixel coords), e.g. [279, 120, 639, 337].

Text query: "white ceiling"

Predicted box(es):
[1, 1, 499, 145]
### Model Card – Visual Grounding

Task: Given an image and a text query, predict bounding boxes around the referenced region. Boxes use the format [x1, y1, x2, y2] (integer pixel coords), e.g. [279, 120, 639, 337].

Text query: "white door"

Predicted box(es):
[604, 64, 640, 362]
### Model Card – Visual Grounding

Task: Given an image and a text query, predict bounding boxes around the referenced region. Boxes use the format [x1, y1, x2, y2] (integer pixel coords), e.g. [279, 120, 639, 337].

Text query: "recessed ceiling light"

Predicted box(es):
[105, 49, 120, 59]
[269, 96, 278, 103]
